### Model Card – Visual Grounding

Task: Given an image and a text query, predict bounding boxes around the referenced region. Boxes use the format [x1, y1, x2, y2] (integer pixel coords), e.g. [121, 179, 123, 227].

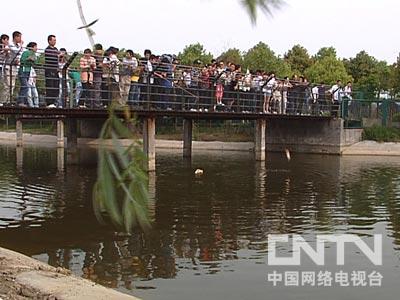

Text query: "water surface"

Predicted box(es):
[0, 146, 399, 300]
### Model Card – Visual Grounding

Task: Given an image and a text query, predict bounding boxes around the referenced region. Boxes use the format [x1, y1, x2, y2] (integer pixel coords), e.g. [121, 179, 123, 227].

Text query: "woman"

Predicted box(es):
[18, 42, 38, 107]
[262, 72, 276, 113]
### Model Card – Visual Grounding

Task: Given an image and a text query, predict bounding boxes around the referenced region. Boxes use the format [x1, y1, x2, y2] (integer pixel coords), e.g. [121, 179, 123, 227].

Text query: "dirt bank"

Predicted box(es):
[0, 247, 139, 300]
[1, 131, 400, 156]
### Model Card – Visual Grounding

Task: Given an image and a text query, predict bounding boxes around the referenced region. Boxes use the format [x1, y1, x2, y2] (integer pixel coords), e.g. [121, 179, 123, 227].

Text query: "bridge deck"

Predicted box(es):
[0, 107, 332, 121]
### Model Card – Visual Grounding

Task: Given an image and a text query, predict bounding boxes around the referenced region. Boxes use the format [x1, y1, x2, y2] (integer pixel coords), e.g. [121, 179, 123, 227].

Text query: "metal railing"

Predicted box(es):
[0, 47, 367, 117]
[341, 98, 400, 128]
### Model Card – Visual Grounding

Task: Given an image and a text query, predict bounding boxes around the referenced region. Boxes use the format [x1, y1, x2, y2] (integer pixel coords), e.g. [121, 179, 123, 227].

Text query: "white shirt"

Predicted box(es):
[28, 68, 37, 86]
[8, 42, 23, 65]
[344, 85, 352, 96]
[330, 84, 341, 101]
[312, 86, 319, 99]
[263, 77, 276, 93]
[103, 54, 121, 82]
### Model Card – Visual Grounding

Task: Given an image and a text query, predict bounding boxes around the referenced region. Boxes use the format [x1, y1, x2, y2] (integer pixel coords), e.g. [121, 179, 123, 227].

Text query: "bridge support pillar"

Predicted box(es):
[66, 119, 78, 165]
[57, 119, 65, 148]
[143, 117, 156, 172]
[255, 119, 266, 161]
[16, 120, 23, 147]
[183, 118, 193, 158]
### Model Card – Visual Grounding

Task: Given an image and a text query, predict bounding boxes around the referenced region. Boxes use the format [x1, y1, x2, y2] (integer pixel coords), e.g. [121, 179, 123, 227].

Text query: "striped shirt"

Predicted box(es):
[7, 43, 23, 65]
[80, 56, 96, 83]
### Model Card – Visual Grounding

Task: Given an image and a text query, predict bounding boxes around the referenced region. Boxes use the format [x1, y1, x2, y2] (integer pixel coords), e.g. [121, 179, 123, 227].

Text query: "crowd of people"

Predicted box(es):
[0, 31, 353, 114]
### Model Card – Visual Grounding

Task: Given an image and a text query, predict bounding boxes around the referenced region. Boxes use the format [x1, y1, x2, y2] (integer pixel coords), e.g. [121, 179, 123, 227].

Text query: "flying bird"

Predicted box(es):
[77, 18, 99, 30]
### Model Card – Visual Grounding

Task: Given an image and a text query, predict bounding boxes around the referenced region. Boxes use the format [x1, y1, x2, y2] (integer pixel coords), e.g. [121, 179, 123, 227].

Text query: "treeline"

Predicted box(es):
[177, 42, 400, 99]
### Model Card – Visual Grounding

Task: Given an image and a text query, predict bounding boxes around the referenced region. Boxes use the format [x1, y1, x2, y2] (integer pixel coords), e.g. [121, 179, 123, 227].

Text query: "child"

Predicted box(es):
[27, 67, 39, 108]
[214, 62, 226, 110]
[69, 70, 82, 107]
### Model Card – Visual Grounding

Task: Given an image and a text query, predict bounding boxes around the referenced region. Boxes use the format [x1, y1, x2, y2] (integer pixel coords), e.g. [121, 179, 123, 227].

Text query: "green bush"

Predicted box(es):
[362, 125, 400, 142]
[393, 113, 400, 122]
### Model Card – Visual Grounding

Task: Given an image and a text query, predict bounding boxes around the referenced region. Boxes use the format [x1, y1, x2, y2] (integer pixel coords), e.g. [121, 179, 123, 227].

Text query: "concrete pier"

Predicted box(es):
[57, 119, 65, 148]
[183, 118, 193, 158]
[66, 119, 79, 165]
[255, 119, 266, 161]
[143, 117, 156, 172]
[16, 120, 23, 147]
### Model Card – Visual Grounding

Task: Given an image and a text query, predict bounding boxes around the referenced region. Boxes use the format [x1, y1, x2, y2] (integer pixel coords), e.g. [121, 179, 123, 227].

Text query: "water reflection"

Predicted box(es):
[0, 146, 399, 299]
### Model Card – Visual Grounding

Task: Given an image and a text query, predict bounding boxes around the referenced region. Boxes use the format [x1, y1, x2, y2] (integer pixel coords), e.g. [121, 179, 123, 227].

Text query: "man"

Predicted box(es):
[119, 50, 138, 105]
[5, 31, 23, 104]
[92, 43, 103, 107]
[343, 81, 352, 101]
[80, 48, 96, 107]
[102, 47, 120, 104]
[18, 42, 38, 107]
[140, 49, 153, 85]
[44, 35, 59, 107]
[329, 80, 342, 117]
[329, 80, 342, 103]
[0, 34, 10, 105]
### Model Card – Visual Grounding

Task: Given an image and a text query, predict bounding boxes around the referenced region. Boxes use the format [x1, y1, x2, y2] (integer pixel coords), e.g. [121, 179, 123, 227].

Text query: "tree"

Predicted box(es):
[314, 47, 337, 60]
[243, 42, 291, 76]
[284, 44, 312, 75]
[345, 51, 393, 99]
[388, 59, 400, 96]
[376, 61, 393, 93]
[305, 55, 351, 85]
[217, 48, 243, 66]
[177, 43, 214, 66]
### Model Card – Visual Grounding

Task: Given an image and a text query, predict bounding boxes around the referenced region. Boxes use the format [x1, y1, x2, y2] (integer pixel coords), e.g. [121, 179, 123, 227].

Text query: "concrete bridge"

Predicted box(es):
[0, 107, 362, 171]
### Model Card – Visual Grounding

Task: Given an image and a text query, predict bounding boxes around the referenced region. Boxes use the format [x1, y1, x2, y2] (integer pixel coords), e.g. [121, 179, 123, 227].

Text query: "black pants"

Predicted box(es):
[45, 71, 59, 105]
[82, 82, 93, 107]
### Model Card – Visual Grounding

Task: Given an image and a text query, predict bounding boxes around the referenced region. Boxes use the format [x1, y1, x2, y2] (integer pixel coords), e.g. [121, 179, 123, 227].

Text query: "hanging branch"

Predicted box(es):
[241, 0, 285, 24]
[93, 106, 151, 233]
[76, 0, 96, 47]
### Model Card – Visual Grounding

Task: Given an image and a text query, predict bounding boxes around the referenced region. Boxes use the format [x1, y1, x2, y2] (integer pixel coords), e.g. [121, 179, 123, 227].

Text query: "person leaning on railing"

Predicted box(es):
[92, 43, 104, 106]
[80, 48, 96, 108]
[102, 47, 121, 106]
[18, 42, 38, 107]
[0, 34, 10, 105]
[119, 50, 138, 106]
[3, 31, 24, 104]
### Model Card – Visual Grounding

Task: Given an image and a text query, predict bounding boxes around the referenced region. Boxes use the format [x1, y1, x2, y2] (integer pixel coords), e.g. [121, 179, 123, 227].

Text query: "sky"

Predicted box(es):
[1, 0, 400, 63]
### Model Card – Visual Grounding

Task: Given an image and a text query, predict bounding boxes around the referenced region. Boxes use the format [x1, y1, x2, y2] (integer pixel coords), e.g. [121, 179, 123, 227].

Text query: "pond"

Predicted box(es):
[0, 146, 399, 300]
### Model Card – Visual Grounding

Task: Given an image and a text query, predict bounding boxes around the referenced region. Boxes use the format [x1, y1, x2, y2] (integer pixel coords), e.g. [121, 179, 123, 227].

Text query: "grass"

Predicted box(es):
[0, 118, 254, 142]
[156, 121, 253, 142]
[0, 123, 56, 135]
[362, 125, 400, 142]
[393, 113, 400, 123]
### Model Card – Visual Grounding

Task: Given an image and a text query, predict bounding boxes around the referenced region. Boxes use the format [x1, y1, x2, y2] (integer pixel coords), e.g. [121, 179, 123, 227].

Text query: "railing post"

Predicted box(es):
[62, 52, 78, 108]
[9, 65, 13, 104]
[146, 79, 151, 110]
[382, 98, 389, 127]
